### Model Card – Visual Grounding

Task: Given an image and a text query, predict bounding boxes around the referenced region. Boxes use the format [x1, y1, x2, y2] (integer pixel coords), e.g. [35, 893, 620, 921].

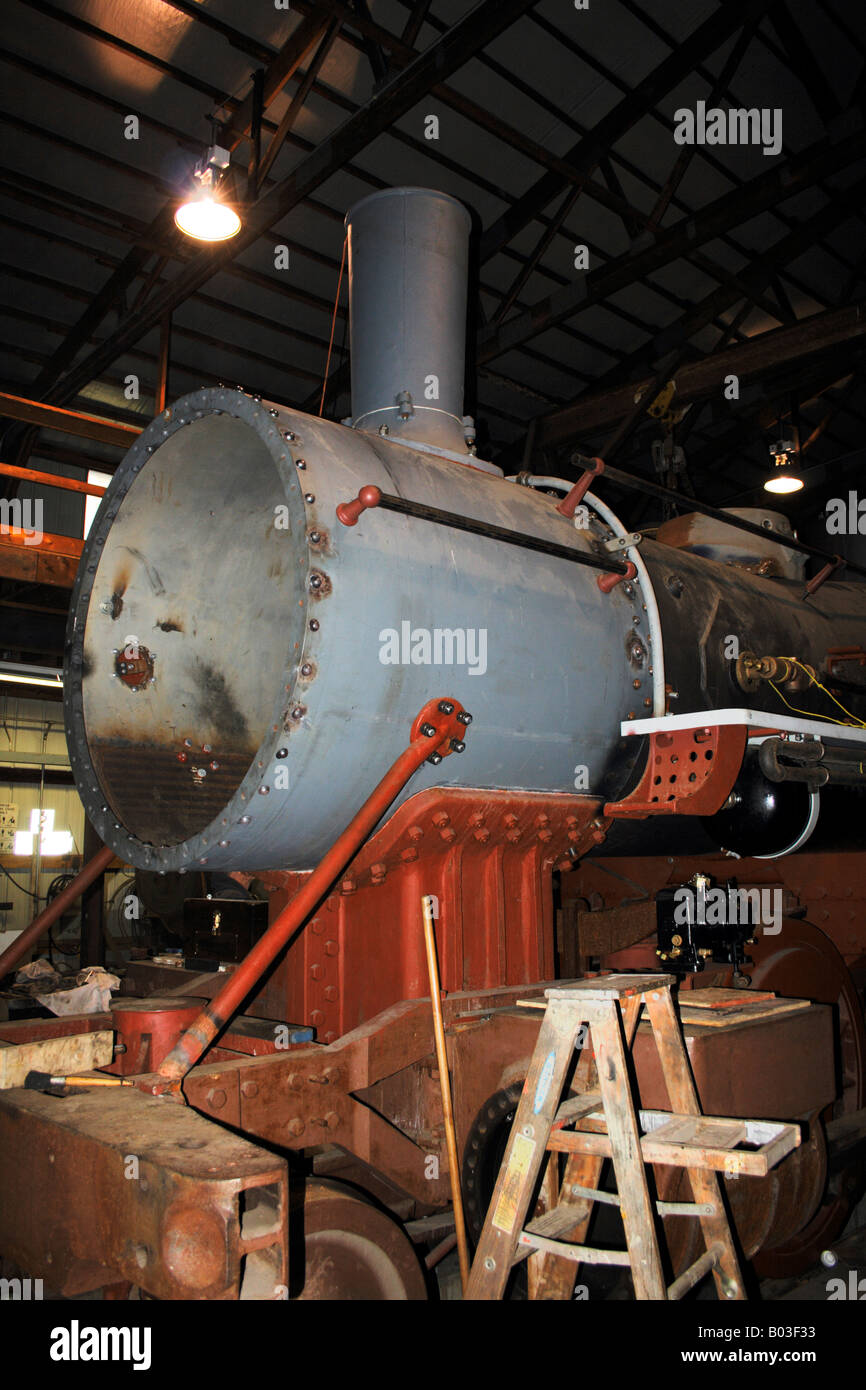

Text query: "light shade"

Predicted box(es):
[174, 194, 241, 242]
[764, 472, 804, 494]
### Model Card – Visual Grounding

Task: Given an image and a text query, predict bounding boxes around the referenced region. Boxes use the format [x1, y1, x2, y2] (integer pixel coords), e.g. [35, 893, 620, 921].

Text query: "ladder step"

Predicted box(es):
[545, 973, 673, 1002]
[649, 1115, 747, 1149]
[524, 1204, 592, 1241]
[546, 1110, 800, 1176]
[667, 1242, 723, 1301]
[553, 1091, 602, 1126]
[517, 1231, 633, 1266]
[566, 1183, 716, 1218]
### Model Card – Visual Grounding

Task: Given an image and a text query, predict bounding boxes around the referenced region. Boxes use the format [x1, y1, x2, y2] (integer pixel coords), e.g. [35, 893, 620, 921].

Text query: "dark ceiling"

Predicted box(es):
[0, 0, 864, 662]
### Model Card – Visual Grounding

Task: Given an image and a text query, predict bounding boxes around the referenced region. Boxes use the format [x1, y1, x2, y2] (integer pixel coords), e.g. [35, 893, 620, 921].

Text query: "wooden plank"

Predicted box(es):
[678, 988, 776, 1010]
[0, 1029, 114, 1089]
[678, 998, 810, 1027]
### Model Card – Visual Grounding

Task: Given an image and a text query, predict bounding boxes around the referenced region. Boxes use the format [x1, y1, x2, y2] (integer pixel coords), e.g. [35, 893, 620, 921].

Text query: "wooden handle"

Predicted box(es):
[421, 894, 471, 1295]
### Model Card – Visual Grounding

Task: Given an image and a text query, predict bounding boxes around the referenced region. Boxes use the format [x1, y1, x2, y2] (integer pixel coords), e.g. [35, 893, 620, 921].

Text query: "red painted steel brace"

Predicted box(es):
[0, 844, 114, 980]
[158, 697, 472, 1082]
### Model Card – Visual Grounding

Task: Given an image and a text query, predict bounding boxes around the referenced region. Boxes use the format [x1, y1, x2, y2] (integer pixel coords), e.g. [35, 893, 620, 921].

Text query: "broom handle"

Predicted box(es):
[421, 894, 471, 1294]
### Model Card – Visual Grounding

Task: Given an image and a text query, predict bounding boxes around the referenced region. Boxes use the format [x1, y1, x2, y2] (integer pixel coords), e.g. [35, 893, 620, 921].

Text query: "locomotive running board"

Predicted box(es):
[620, 707, 866, 745]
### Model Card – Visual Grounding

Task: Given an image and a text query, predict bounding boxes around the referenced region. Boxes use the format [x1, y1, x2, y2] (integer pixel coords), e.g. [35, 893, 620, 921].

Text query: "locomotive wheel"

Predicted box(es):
[462, 1083, 525, 1247]
[291, 1179, 427, 1300]
[720, 919, 866, 1277]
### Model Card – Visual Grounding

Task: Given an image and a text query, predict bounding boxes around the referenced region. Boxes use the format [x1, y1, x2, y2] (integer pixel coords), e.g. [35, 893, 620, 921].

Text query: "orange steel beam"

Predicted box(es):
[0, 528, 83, 588]
[0, 392, 141, 448]
[0, 461, 106, 497]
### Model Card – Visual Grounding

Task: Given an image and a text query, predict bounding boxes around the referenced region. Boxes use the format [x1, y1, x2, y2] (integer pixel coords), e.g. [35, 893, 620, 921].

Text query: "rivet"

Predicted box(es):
[296, 458, 307, 470]
[309, 619, 320, 631]
[239, 815, 251, 824]
[304, 493, 315, 503]
[276, 747, 288, 759]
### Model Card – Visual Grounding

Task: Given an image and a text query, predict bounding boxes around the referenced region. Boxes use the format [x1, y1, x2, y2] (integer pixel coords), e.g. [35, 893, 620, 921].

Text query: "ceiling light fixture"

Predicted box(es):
[175, 144, 242, 243]
[764, 434, 804, 495]
[0, 662, 63, 690]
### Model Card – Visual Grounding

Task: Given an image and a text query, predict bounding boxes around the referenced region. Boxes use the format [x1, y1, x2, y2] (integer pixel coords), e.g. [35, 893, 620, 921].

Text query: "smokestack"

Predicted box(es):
[344, 187, 472, 455]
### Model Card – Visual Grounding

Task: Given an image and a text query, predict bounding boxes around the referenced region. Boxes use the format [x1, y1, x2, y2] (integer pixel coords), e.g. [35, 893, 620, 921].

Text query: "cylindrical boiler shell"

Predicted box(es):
[63, 389, 648, 872]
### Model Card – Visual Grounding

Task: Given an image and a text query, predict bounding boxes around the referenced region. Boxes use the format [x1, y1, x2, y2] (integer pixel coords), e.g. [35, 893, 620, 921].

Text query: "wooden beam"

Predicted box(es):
[479, 0, 755, 263]
[0, 463, 106, 498]
[536, 301, 866, 447]
[478, 120, 864, 367]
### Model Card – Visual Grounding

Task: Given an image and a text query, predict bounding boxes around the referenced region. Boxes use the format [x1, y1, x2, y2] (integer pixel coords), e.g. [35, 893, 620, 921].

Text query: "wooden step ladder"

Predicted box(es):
[465, 974, 800, 1301]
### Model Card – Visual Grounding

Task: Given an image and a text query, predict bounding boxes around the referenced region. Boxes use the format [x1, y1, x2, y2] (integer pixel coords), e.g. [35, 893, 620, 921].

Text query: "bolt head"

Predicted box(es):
[438, 700, 455, 714]
[456, 711, 472, 725]
[427, 752, 443, 766]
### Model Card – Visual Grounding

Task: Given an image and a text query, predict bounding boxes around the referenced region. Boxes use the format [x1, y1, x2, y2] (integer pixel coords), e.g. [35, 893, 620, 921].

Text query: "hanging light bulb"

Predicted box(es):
[175, 145, 242, 243]
[763, 434, 804, 494]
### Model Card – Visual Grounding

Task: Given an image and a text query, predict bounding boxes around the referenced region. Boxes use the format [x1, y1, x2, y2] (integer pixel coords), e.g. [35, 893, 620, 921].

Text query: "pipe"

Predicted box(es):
[345, 188, 471, 454]
[0, 843, 114, 980]
[421, 893, 471, 1294]
[157, 698, 472, 1081]
[507, 476, 666, 718]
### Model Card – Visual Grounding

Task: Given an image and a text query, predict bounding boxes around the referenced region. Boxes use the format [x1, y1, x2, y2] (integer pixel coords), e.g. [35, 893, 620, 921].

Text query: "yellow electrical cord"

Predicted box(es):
[767, 657, 866, 728]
